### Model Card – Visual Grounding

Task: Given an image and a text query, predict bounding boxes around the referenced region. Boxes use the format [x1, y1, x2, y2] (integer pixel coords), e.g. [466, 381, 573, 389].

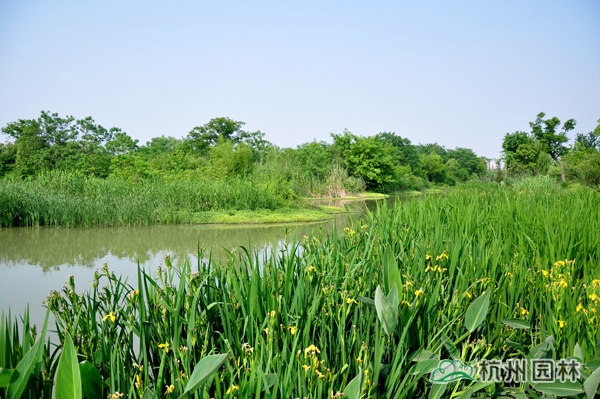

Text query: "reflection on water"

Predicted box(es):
[0, 213, 359, 325]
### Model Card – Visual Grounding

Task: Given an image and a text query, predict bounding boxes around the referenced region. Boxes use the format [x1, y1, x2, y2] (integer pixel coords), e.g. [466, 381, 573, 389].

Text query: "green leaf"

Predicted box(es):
[440, 332, 460, 361]
[456, 388, 471, 399]
[357, 296, 375, 308]
[7, 337, 42, 399]
[79, 361, 102, 399]
[0, 368, 15, 388]
[383, 246, 402, 295]
[177, 353, 228, 399]
[374, 285, 398, 336]
[587, 359, 600, 370]
[429, 383, 447, 399]
[410, 360, 439, 376]
[501, 318, 531, 329]
[342, 367, 362, 399]
[534, 380, 584, 396]
[464, 289, 490, 332]
[260, 373, 277, 392]
[505, 339, 527, 351]
[6, 310, 49, 399]
[584, 365, 600, 399]
[54, 332, 82, 399]
[574, 343, 584, 362]
[142, 388, 158, 399]
[410, 349, 438, 362]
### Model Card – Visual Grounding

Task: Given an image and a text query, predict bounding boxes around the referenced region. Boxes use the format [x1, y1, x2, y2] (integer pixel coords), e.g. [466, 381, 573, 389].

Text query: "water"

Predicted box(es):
[0, 214, 358, 327]
[0, 194, 413, 328]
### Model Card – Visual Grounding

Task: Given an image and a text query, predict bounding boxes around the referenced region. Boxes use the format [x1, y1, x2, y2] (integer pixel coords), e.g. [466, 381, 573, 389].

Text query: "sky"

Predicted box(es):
[0, 1, 598, 158]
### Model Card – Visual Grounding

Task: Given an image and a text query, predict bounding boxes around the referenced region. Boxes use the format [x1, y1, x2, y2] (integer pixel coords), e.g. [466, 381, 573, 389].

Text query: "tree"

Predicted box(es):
[376, 132, 420, 171]
[420, 152, 446, 183]
[574, 120, 600, 151]
[0, 142, 17, 178]
[186, 117, 246, 155]
[294, 141, 334, 180]
[416, 143, 448, 162]
[447, 147, 486, 177]
[501, 131, 548, 176]
[529, 112, 575, 182]
[331, 130, 398, 191]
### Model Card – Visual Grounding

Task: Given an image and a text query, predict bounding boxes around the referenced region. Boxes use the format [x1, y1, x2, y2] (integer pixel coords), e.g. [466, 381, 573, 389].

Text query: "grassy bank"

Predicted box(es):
[0, 171, 298, 227]
[2, 185, 600, 398]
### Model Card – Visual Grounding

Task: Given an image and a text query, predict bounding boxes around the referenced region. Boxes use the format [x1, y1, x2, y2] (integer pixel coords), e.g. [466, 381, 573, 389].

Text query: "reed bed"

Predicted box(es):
[2, 185, 600, 398]
[0, 172, 288, 227]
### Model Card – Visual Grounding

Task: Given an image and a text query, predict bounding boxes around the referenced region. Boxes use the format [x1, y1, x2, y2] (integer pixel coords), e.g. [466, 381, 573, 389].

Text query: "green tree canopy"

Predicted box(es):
[331, 130, 398, 191]
[376, 132, 420, 171]
[186, 117, 246, 155]
[529, 112, 575, 182]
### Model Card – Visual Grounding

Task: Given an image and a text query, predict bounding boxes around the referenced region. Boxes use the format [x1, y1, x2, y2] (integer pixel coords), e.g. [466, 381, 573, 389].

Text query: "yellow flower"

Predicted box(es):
[102, 311, 116, 323]
[165, 384, 174, 394]
[558, 320, 566, 328]
[576, 303, 584, 313]
[135, 373, 142, 389]
[304, 345, 320, 356]
[226, 385, 239, 394]
[463, 291, 472, 299]
[541, 270, 550, 278]
[158, 342, 170, 353]
[288, 325, 298, 335]
[505, 272, 513, 278]
[401, 300, 411, 306]
[520, 307, 529, 316]
[269, 310, 276, 318]
[426, 254, 432, 262]
[414, 289, 424, 298]
[554, 260, 566, 268]
[436, 252, 449, 261]
[590, 294, 599, 302]
[346, 298, 358, 305]
[592, 279, 600, 288]
[553, 279, 568, 289]
[302, 364, 311, 373]
[307, 266, 316, 272]
[263, 327, 269, 334]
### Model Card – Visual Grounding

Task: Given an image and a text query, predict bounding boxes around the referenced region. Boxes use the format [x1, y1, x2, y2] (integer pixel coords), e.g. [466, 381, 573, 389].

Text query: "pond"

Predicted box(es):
[0, 213, 360, 328]
[0, 195, 409, 327]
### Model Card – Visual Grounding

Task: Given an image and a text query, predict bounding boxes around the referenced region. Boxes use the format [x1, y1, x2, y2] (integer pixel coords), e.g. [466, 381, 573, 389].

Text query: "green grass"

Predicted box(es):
[2, 184, 600, 398]
[187, 207, 338, 224]
[0, 171, 293, 227]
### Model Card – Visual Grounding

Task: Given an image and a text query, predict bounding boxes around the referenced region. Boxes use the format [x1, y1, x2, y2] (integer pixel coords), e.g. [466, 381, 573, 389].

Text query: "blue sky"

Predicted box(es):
[1, 1, 598, 158]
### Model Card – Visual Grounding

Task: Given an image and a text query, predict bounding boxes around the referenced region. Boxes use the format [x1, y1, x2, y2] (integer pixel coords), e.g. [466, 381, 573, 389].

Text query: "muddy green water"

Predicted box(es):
[0, 196, 406, 327]
[0, 213, 359, 326]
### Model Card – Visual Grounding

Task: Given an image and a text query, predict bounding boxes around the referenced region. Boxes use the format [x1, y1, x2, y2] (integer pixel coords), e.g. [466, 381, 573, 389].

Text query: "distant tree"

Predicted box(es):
[294, 141, 334, 180]
[419, 152, 446, 183]
[416, 143, 448, 162]
[331, 130, 398, 191]
[447, 147, 486, 177]
[574, 120, 600, 151]
[1, 111, 129, 177]
[186, 117, 246, 155]
[376, 132, 420, 171]
[0, 142, 16, 177]
[529, 112, 575, 182]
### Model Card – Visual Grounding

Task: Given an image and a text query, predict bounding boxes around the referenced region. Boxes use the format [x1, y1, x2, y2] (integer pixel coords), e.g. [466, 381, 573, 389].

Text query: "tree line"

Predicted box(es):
[0, 111, 489, 195]
[502, 112, 600, 190]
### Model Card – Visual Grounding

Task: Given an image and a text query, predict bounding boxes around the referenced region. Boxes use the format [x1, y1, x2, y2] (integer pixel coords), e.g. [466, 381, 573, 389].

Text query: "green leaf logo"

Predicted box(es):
[430, 360, 476, 384]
